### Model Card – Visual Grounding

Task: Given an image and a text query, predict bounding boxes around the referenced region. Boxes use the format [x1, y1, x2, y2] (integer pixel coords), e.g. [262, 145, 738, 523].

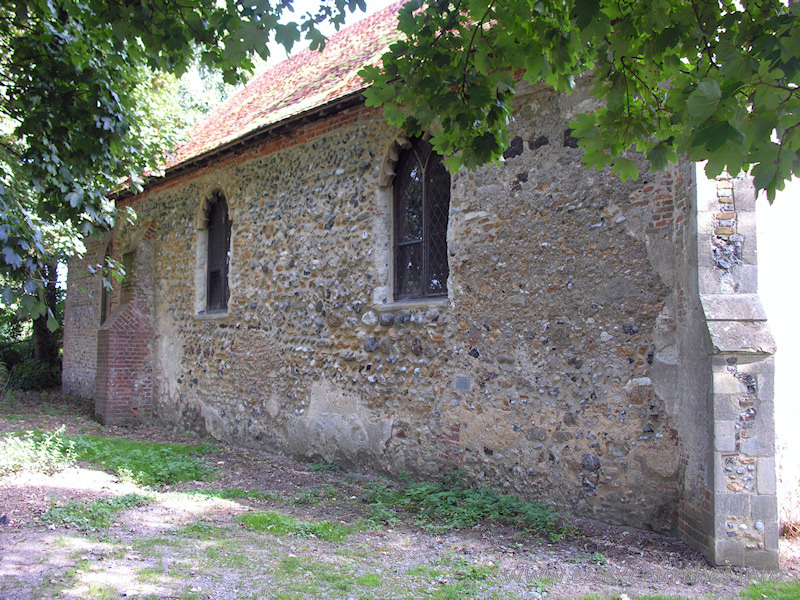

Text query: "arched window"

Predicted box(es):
[394, 138, 450, 300]
[206, 192, 231, 311]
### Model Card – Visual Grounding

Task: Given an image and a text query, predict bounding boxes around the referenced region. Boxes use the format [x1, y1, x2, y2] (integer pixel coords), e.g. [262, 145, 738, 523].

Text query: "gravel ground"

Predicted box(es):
[1, 390, 798, 600]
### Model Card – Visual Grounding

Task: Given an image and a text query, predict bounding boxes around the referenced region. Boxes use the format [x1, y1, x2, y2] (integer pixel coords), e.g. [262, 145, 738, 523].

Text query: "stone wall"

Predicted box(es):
[62, 80, 777, 564]
[62, 233, 109, 399]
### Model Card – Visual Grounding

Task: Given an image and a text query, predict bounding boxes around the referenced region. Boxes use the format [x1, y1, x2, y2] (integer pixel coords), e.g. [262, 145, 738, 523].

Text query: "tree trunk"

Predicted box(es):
[32, 259, 59, 366]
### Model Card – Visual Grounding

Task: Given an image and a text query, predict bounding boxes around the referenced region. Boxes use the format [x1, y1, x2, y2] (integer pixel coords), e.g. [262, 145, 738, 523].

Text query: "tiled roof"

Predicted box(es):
[167, 3, 402, 169]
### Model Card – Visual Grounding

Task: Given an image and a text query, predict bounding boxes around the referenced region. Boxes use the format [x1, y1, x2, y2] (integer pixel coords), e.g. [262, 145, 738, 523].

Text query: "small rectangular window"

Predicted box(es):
[206, 194, 231, 311]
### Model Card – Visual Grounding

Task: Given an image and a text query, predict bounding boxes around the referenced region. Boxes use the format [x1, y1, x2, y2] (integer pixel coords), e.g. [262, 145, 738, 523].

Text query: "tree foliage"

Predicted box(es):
[0, 0, 366, 319]
[361, 0, 800, 198]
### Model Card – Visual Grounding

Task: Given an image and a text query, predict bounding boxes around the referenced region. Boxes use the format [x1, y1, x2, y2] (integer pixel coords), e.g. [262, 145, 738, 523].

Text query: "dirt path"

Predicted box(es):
[1, 391, 798, 600]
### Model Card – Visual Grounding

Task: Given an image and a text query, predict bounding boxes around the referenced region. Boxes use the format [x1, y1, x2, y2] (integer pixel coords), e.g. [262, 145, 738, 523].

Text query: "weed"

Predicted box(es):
[356, 573, 382, 586]
[40, 493, 151, 531]
[406, 564, 443, 579]
[449, 558, 497, 581]
[135, 566, 165, 583]
[0, 392, 21, 414]
[569, 551, 608, 565]
[175, 518, 227, 539]
[307, 460, 343, 472]
[364, 473, 566, 539]
[42, 403, 70, 416]
[280, 556, 302, 573]
[364, 497, 401, 527]
[186, 488, 281, 501]
[238, 510, 353, 541]
[71, 435, 216, 487]
[0, 427, 75, 476]
[293, 484, 337, 505]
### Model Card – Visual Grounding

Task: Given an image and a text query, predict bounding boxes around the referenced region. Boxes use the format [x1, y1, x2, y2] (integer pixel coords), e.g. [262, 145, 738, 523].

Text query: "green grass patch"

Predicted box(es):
[307, 460, 344, 472]
[356, 573, 382, 587]
[741, 581, 800, 600]
[174, 518, 228, 539]
[365, 472, 566, 540]
[186, 488, 281, 501]
[238, 510, 354, 541]
[40, 493, 151, 531]
[0, 426, 75, 476]
[71, 434, 216, 487]
[293, 484, 337, 505]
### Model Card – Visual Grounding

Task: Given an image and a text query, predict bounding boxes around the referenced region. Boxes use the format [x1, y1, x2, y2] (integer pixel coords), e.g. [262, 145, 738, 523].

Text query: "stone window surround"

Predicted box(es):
[371, 134, 452, 312]
[194, 186, 234, 317]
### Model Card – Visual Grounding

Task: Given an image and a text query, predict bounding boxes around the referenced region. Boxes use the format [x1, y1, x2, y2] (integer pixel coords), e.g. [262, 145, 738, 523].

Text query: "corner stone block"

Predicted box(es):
[713, 394, 742, 420]
[742, 550, 780, 571]
[739, 418, 775, 456]
[713, 421, 736, 452]
[755, 361, 775, 405]
[714, 538, 745, 566]
[757, 457, 776, 495]
[715, 492, 750, 518]
[764, 521, 779, 550]
[751, 494, 778, 523]
[712, 370, 744, 395]
[733, 176, 757, 212]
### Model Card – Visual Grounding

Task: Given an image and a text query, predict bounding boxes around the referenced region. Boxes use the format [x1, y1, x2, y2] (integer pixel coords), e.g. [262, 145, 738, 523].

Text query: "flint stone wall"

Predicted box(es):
[65, 81, 714, 534]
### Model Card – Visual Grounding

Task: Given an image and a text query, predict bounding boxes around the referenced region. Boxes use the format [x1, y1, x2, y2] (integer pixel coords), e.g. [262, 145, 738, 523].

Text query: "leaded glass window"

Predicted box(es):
[394, 139, 450, 300]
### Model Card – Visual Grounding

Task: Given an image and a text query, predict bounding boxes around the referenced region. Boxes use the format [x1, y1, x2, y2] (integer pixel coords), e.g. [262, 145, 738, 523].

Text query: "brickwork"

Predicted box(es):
[93, 225, 156, 425]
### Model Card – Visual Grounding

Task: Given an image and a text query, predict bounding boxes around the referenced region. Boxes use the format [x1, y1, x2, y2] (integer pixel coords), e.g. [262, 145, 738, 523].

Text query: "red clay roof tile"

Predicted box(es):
[167, 2, 402, 170]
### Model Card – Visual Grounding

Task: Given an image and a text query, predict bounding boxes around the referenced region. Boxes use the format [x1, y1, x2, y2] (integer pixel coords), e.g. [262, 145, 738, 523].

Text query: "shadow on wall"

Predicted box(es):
[757, 178, 800, 534]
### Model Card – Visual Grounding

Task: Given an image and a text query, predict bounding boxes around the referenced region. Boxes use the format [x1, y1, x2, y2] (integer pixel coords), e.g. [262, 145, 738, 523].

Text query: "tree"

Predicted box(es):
[361, 0, 800, 199]
[0, 0, 367, 320]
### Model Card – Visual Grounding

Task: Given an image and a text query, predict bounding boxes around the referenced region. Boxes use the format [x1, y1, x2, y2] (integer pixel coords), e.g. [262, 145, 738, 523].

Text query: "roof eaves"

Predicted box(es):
[117, 88, 367, 200]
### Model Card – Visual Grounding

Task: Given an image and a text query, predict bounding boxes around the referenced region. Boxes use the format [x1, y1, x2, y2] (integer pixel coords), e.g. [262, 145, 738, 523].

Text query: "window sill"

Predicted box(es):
[375, 297, 449, 313]
[195, 309, 229, 320]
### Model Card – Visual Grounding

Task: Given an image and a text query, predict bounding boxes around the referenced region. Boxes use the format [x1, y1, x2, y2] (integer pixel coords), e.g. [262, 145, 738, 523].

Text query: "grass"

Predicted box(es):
[0, 426, 75, 476]
[238, 510, 354, 541]
[293, 484, 337, 505]
[740, 581, 800, 600]
[185, 488, 281, 501]
[365, 471, 566, 540]
[0, 426, 216, 487]
[40, 493, 151, 531]
[70, 434, 216, 487]
[174, 518, 229, 540]
[570, 586, 800, 600]
[307, 460, 344, 472]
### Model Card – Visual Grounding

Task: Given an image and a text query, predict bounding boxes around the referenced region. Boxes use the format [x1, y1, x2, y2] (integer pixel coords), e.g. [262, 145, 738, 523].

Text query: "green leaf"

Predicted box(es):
[646, 141, 677, 171]
[692, 121, 745, 153]
[612, 157, 639, 181]
[686, 79, 722, 122]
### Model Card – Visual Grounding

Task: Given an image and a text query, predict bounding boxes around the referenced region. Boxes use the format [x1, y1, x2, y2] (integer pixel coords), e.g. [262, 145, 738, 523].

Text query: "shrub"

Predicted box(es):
[0, 427, 75, 476]
[6, 359, 61, 390]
